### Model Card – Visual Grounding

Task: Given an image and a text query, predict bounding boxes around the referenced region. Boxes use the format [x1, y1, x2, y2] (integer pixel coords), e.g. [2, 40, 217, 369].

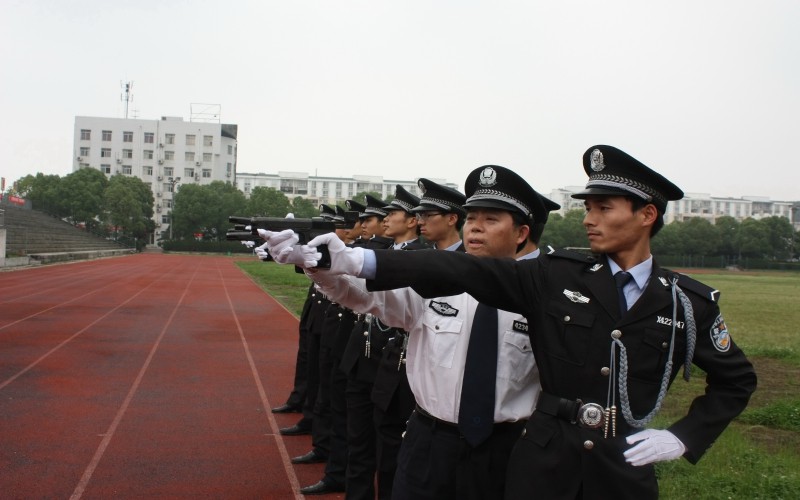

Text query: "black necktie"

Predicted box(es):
[614, 271, 633, 316]
[458, 303, 498, 447]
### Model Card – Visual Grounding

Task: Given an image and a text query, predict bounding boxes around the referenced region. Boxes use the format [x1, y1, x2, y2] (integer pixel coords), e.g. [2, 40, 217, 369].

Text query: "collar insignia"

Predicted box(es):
[429, 300, 458, 317]
[658, 276, 669, 287]
[563, 289, 590, 304]
[589, 263, 603, 272]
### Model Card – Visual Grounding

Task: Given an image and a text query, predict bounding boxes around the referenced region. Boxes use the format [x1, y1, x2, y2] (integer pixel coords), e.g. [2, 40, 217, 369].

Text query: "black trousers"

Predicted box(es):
[373, 373, 415, 500]
[345, 377, 377, 500]
[392, 411, 525, 500]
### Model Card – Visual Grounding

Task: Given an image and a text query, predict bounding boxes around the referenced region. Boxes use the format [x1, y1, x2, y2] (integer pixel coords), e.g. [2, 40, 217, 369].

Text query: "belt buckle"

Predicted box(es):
[576, 402, 605, 429]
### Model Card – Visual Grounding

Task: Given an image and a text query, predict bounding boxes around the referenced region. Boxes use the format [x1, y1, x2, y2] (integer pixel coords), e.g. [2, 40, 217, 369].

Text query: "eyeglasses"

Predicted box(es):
[415, 212, 445, 221]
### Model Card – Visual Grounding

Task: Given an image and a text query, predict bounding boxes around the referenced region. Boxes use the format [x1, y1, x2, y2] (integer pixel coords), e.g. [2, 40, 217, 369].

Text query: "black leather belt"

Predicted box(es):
[414, 405, 525, 436]
[535, 392, 605, 429]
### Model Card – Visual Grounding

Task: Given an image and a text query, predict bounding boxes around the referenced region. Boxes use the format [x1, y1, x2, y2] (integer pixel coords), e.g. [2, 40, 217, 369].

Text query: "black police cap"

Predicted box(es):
[412, 178, 466, 215]
[463, 165, 557, 223]
[572, 145, 684, 212]
[345, 199, 367, 218]
[363, 194, 389, 218]
[319, 203, 338, 221]
[383, 185, 421, 214]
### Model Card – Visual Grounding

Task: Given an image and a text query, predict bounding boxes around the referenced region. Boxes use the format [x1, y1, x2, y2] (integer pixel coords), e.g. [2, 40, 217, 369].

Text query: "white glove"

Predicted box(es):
[306, 232, 365, 275]
[257, 229, 298, 257]
[241, 240, 256, 248]
[254, 241, 269, 260]
[624, 429, 686, 466]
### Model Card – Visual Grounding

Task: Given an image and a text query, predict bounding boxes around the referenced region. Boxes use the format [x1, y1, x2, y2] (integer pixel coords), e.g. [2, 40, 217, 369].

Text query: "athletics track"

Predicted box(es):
[0, 253, 341, 499]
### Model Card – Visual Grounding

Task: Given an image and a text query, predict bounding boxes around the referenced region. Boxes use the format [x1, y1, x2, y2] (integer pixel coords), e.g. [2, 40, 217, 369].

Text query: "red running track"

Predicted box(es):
[0, 254, 340, 499]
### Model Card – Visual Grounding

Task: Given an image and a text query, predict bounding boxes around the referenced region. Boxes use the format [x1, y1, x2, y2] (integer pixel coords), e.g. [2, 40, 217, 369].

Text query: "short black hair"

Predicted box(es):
[629, 197, 664, 236]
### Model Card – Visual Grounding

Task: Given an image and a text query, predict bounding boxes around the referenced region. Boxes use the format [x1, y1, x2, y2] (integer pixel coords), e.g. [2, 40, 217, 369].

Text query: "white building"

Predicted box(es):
[548, 187, 798, 228]
[73, 115, 238, 242]
[235, 172, 457, 205]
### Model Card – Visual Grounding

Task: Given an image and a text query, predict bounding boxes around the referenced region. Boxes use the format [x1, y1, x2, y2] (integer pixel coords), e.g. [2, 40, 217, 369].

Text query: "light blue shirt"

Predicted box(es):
[607, 255, 653, 310]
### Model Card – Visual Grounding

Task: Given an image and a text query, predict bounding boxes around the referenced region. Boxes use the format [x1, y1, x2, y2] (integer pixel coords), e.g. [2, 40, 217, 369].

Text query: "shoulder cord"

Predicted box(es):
[612, 277, 697, 429]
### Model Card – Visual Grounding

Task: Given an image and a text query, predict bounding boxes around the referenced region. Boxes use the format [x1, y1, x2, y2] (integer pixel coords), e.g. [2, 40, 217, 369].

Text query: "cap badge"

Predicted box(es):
[478, 167, 497, 187]
[418, 180, 426, 193]
[590, 149, 605, 172]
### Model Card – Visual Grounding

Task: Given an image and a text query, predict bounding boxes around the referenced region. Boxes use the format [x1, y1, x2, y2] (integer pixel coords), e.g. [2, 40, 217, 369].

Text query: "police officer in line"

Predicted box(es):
[370, 185, 429, 499]
[338, 194, 394, 499]
[284, 204, 343, 466]
[299, 201, 366, 495]
[284, 145, 757, 499]
[412, 178, 466, 251]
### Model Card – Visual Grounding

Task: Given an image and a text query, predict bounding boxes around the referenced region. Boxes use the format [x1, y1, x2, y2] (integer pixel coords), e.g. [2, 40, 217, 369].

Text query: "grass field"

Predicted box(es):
[237, 261, 800, 499]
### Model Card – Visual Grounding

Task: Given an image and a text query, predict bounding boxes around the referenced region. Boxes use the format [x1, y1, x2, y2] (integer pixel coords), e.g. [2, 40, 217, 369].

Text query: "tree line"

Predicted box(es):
[9, 172, 797, 263]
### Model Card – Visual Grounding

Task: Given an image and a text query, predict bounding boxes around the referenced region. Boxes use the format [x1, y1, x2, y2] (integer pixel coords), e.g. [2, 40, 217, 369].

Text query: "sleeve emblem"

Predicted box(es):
[710, 314, 731, 352]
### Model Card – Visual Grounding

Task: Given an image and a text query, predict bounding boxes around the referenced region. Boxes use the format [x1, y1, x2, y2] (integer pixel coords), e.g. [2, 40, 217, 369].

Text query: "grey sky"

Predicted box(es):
[2, 0, 798, 200]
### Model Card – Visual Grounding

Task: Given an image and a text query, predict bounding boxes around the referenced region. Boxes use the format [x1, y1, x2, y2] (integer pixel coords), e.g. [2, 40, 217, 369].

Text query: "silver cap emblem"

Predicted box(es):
[590, 149, 605, 172]
[418, 179, 426, 193]
[478, 167, 497, 187]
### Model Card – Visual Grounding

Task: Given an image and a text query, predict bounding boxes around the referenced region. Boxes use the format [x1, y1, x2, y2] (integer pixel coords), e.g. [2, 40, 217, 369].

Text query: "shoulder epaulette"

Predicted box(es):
[545, 245, 597, 263]
[676, 273, 720, 303]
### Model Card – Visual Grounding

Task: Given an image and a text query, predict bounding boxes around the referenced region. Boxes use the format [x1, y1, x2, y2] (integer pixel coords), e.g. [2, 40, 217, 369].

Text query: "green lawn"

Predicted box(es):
[237, 260, 800, 499]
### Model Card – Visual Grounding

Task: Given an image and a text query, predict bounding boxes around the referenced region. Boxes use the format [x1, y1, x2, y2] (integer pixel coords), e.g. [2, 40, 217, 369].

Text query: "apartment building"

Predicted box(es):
[235, 171, 457, 205]
[73, 115, 237, 242]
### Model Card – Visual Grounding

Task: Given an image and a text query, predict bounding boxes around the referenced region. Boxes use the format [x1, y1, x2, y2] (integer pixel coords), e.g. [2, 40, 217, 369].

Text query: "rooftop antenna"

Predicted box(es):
[121, 81, 134, 119]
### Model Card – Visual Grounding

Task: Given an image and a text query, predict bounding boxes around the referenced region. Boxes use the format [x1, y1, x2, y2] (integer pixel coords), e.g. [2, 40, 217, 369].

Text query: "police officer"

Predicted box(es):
[338, 194, 394, 499]
[292, 146, 757, 499]
[282, 166, 558, 499]
[412, 178, 466, 251]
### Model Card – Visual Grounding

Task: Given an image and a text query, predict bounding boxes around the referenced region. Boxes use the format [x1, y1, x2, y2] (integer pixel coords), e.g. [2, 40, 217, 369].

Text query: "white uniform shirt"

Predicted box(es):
[312, 274, 539, 424]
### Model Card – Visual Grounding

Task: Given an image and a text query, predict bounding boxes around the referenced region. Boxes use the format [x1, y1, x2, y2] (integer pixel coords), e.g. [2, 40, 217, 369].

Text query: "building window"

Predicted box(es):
[165, 182, 177, 193]
[101, 148, 111, 158]
[144, 132, 154, 143]
[184, 168, 195, 177]
[165, 199, 173, 208]
[144, 150, 154, 160]
[122, 149, 133, 159]
[101, 164, 111, 174]
[186, 135, 195, 146]
[80, 129, 91, 140]
[164, 151, 175, 160]
[202, 169, 212, 178]
[226, 162, 232, 174]
[165, 133, 175, 145]
[79, 163, 90, 169]
[164, 167, 174, 176]
[102, 130, 112, 141]
[227, 145, 233, 155]
[79, 147, 90, 156]
[162, 215, 170, 224]
[144, 166, 153, 175]
[185, 151, 195, 162]
[122, 165, 132, 175]
[123, 131, 133, 142]
[203, 135, 213, 146]
[203, 153, 212, 162]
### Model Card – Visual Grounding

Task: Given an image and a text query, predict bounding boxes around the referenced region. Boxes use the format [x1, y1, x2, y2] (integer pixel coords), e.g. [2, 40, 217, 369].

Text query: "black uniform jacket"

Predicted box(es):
[365, 247, 756, 478]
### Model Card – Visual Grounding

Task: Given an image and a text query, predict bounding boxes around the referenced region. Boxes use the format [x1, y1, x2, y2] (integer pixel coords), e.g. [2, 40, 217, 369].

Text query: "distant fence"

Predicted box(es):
[658, 254, 800, 272]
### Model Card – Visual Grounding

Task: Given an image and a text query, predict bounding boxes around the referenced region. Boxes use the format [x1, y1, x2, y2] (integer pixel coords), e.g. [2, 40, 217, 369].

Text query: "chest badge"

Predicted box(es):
[429, 300, 458, 317]
[563, 289, 590, 304]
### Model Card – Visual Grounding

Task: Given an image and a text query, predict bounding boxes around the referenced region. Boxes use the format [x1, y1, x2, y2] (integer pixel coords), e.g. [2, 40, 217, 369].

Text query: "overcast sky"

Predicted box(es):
[2, 0, 798, 200]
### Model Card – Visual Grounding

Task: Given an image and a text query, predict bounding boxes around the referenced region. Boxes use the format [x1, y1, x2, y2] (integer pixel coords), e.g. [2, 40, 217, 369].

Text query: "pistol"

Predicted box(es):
[226, 212, 359, 269]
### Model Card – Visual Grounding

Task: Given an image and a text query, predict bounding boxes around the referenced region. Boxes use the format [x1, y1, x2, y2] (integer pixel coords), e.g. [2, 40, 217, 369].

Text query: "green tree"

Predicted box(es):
[651, 220, 683, 255]
[680, 217, 719, 257]
[736, 218, 769, 258]
[15, 173, 63, 216]
[246, 187, 292, 216]
[172, 182, 247, 241]
[540, 209, 588, 249]
[61, 168, 109, 230]
[291, 196, 318, 218]
[760, 216, 795, 260]
[103, 175, 155, 244]
[714, 216, 739, 257]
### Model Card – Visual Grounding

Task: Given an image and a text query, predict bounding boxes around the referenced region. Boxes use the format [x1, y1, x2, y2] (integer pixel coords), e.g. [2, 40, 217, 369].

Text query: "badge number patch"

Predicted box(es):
[710, 314, 730, 352]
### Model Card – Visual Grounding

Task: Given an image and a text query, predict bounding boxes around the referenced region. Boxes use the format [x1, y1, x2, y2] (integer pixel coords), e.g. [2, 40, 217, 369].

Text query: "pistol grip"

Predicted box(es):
[316, 244, 331, 269]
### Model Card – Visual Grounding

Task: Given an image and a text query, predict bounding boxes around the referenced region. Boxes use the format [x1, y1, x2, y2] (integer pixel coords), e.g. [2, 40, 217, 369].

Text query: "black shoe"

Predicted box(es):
[271, 403, 302, 414]
[279, 424, 312, 436]
[299, 480, 345, 495]
[291, 450, 328, 464]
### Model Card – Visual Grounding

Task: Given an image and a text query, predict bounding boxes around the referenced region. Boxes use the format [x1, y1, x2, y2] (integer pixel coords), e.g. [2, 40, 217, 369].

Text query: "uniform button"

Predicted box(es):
[338, 313, 343, 318]
[435, 325, 440, 330]
[662, 342, 669, 349]
[317, 300, 322, 304]
[611, 329, 622, 339]
[564, 315, 571, 322]
[363, 331, 369, 336]
[600, 367, 610, 376]
[584, 440, 594, 450]
[521, 428, 527, 437]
